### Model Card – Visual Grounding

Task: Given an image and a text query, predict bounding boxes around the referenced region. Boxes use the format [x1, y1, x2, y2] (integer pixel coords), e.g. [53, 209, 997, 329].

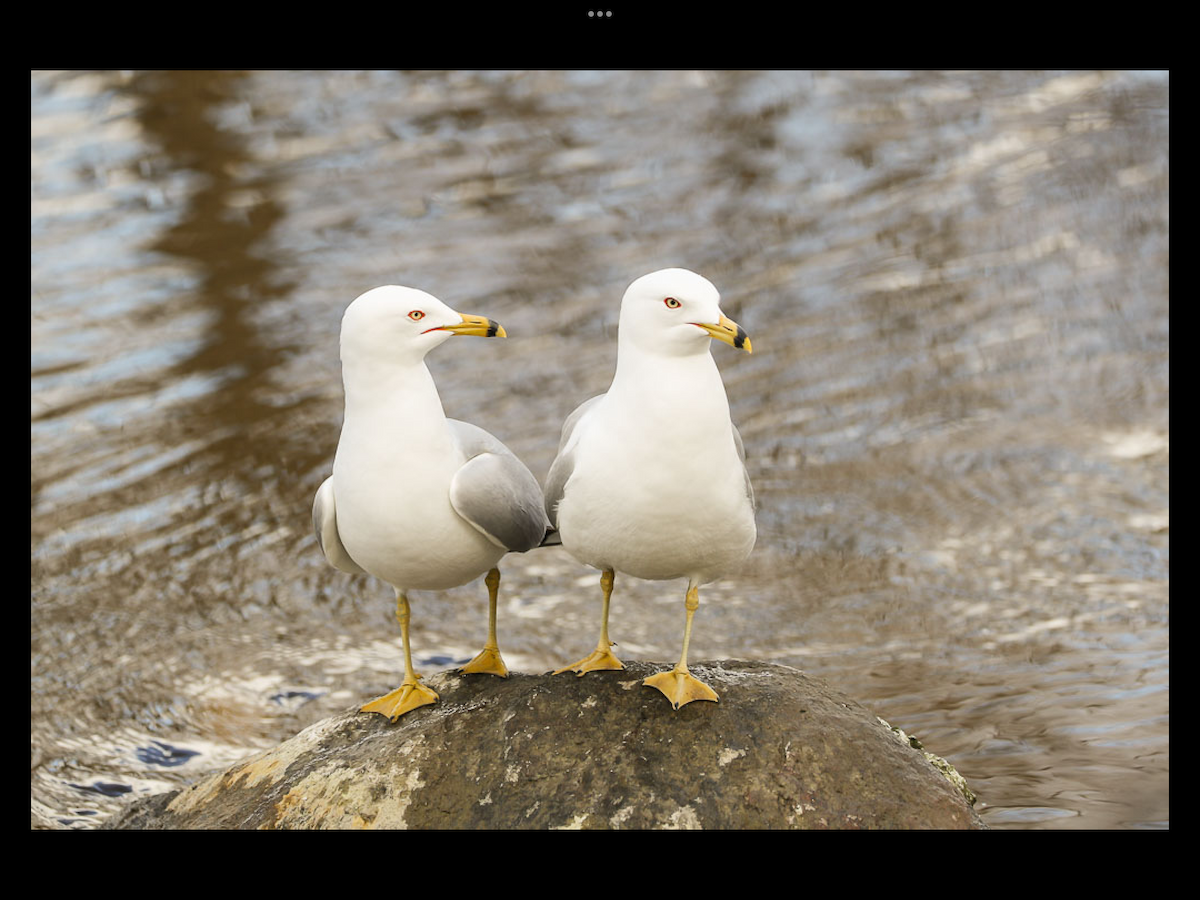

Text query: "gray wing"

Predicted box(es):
[312, 477, 368, 576]
[543, 394, 605, 529]
[732, 422, 755, 511]
[447, 420, 551, 553]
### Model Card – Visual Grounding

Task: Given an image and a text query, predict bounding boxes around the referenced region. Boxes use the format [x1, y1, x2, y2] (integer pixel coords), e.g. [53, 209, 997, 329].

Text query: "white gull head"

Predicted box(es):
[617, 268, 750, 358]
[340, 285, 505, 367]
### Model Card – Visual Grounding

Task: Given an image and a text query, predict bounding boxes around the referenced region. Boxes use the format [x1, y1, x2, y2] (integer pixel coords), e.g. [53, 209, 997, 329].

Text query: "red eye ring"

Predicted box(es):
[408, 310, 425, 321]
[664, 297, 681, 309]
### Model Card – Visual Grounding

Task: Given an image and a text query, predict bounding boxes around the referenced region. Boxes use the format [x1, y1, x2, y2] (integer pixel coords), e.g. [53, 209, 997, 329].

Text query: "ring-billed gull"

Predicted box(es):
[545, 268, 756, 709]
[313, 286, 550, 721]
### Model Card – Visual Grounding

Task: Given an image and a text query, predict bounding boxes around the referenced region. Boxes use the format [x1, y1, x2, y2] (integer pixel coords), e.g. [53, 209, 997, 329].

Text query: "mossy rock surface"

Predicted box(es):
[110, 660, 983, 830]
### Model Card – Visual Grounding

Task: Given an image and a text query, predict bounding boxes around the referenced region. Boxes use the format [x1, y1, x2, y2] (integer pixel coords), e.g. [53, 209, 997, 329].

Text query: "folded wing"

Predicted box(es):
[542, 394, 605, 530]
[312, 477, 368, 576]
[448, 420, 551, 553]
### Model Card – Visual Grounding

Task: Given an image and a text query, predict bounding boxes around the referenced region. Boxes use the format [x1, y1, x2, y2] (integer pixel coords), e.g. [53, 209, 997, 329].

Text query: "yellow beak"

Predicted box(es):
[692, 314, 751, 353]
[435, 313, 507, 338]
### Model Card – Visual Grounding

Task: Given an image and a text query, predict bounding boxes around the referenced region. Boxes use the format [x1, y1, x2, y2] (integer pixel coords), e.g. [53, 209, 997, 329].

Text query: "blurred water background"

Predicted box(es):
[31, 69, 1168, 829]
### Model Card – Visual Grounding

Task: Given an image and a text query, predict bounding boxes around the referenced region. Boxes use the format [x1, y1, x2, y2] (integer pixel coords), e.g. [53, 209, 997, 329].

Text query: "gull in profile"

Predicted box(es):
[313, 286, 549, 721]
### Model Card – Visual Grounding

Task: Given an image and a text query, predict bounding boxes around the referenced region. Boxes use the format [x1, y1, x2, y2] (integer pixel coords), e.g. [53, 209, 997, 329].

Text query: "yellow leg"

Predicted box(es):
[554, 568, 624, 675]
[361, 590, 439, 721]
[644, 582, 719, 709]
[461, 567, 509, 677]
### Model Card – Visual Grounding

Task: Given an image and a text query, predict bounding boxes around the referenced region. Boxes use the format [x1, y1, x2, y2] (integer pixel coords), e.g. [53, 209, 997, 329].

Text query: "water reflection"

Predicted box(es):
[132, 70, 290, 414]
[31, 70, 1168, 830]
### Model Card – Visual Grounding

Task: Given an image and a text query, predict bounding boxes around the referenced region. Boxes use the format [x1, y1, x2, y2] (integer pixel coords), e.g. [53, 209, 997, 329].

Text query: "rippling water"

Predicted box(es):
[31, 70, 1169, 829]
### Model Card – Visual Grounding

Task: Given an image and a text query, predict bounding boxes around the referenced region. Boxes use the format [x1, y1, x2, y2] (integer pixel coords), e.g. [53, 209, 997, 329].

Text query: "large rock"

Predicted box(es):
[110, 660, 982, 829]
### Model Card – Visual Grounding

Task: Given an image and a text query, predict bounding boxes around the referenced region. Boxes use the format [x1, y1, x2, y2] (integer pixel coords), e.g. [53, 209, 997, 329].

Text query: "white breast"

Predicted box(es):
[331, 366, 504, 591]
[557, 385, 756, 583]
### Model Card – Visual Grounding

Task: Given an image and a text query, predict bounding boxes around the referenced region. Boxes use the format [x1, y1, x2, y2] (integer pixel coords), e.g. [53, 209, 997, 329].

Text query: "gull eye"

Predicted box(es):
[664, 297, 682, 309]
[408, 310, 425, 321]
